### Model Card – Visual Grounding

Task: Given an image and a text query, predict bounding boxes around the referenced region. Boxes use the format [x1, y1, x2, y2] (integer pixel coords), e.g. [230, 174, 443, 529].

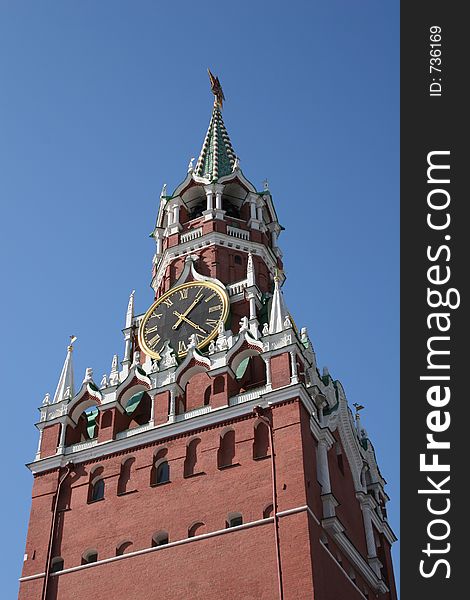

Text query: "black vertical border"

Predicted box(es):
[401, 3, 467, 598]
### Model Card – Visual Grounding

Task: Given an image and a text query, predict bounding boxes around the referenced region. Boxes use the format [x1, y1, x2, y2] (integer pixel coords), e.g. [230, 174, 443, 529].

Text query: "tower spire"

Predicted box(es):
[268, 273, 290, 334]
[194, 70, 236, 181]
[53, 336, 76, 403]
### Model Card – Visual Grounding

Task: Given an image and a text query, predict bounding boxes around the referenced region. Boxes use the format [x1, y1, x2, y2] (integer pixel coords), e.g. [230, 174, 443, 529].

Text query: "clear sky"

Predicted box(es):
[0, 1, 399, 595]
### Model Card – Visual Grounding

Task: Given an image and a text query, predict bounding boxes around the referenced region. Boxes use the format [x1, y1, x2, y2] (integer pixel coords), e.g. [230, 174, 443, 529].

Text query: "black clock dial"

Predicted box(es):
[139, 281, 229, 359]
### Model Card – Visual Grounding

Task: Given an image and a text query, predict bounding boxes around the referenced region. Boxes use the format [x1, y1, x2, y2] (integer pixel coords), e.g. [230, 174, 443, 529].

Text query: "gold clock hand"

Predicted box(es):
[172, 311, 207, 334]
[172, 293, 204, 330]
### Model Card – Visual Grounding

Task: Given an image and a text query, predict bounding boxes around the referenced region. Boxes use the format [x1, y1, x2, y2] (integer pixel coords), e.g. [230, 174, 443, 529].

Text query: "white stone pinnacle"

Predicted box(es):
[268, 276, 289, 335]
[52, 340, 75, 403]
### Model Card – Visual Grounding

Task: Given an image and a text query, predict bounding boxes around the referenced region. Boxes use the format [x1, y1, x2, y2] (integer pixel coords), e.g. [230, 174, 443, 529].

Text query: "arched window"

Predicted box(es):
[156, 461, 170, 484]
[101, 410, 113, 430]
[184, 438, 200, 478]
[152, 531, 169, 547]
[88, 466, 105, 503]
[50, 557, 64, 573]
[117, 457, 135, 495]
[263, 504, 274, 519]
[213, 376, 225, 394]
[203, 386, 211, 406]
[226, 513, 243, 528]
[116, 541, 133, 556]
[234, 254, 242, 265]
[90, 478, 105, 502]
[217, 430, 235, 469]
[151, 449, 170, 485]
[253, 421, 270, 459]
[188, 522, 205, 538]
[81, 550, 98, 565]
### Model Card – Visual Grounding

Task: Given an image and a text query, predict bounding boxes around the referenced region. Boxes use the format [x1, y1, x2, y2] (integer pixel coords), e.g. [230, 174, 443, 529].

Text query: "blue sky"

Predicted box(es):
[0, 0, 399, 595]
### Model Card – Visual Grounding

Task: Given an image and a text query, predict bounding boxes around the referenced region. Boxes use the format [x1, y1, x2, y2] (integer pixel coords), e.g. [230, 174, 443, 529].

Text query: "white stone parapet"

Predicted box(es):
[175, 405, 212, 422]
[64, 439, 98, 454]
[180, 227, 203, 243]
[115, 422, 154, 440]
[227, 225, 249, 241]
[229, 385, 268, 406]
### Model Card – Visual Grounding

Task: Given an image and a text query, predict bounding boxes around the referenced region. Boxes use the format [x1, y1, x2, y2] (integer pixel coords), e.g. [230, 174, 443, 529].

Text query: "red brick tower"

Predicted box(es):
[19, 72, 397, 600]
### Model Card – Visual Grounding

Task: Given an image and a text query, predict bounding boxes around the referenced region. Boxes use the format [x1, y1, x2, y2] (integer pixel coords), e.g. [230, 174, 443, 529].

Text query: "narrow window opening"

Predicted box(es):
[152, 531, 169, 547]
[50, 557, 64, 573]
[226, 513, 243, 528]
[82, 551, 98, 565]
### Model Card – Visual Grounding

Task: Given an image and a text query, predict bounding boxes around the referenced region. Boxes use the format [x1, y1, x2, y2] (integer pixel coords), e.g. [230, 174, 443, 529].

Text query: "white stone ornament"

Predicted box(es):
[109, 354, 120, 386]
[42, 393, 51, 406]
[208, 340, 216, 354]
[160, 341, 177, 369]
[132, 350, 140, 367]
[150, 359, 159, 373]
[216, 323, 228, 351]
[239, 316, 249, 332]
[188, 157, 195, 172]
[262, 322, 269, 336]
[83, 368, 93, 383]
[63, 386, 72, 400]
[283, 315, 292, 329]
[100, 374, 108, 388]
[188, 334, 198, 349]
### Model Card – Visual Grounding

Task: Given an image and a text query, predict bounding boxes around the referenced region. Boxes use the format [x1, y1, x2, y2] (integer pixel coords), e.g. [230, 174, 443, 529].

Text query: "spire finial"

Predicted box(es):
[208, 68, 225, 109]
[53, 338, 76, 403]
[68, 335, 77, 352]
[353, 402, 365, 420]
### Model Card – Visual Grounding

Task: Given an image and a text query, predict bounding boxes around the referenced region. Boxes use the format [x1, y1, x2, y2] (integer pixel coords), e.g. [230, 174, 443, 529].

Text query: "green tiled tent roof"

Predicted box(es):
[194, 104, 236, 180]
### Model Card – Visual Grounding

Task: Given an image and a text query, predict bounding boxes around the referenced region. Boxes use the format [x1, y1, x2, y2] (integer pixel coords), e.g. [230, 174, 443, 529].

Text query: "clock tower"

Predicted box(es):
[19, 72, 397, 600]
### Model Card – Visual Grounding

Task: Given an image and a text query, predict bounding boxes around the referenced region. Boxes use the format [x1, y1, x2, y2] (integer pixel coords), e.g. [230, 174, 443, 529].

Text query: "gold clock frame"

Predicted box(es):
[138, 280, 230, 360]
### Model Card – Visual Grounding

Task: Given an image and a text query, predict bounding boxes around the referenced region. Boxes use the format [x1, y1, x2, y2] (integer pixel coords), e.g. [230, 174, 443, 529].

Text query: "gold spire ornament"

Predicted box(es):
[68, 335, 77, 351]
[208, 68, 225, 109]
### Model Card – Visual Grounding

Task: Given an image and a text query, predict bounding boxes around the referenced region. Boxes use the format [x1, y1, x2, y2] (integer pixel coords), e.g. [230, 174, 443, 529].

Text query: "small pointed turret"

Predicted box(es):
[53, 336, 76, 403]
[268, 274, 290, 334]
[125, 290, 135, 329]
[194, 70, 237, 181]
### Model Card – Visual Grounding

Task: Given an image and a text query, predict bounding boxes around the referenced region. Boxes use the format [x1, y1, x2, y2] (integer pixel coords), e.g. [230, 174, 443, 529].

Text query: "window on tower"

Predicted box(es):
[151, 449, 170, 486]
[217, 430, 236, 469]
[183, 438, 201, 478]
[253, 421, 270, 459]
[88, 466, 105, 503]
[81, 550, 98, 565]
[90, 478, 105, 502]
[116, 541, 133, 556]
[188, 522, 206, 538]
[50, 557, 64, 573]
[117, 457, 135, 495]
[263, 504, 274, 519]
[226, 513, 243, 528]
[152, 531, 169, 547]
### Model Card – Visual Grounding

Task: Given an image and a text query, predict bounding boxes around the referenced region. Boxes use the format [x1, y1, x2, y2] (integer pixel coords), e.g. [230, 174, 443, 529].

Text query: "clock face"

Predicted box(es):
[139, 281, 229, 359]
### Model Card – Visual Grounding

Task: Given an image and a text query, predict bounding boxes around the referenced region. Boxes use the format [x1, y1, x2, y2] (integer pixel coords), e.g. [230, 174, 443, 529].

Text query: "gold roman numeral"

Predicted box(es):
[178, 340, 187, 354]
[208, 304, 222, 313]
[162, 298, 173, 307]
[179, 288, 189, 300]
[205, 292, 217, 303]
[146, 324, 159, 334]
[151, 312, 162, 320]
[205, 318, 218, 327]
[147, 333, 161, 347]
